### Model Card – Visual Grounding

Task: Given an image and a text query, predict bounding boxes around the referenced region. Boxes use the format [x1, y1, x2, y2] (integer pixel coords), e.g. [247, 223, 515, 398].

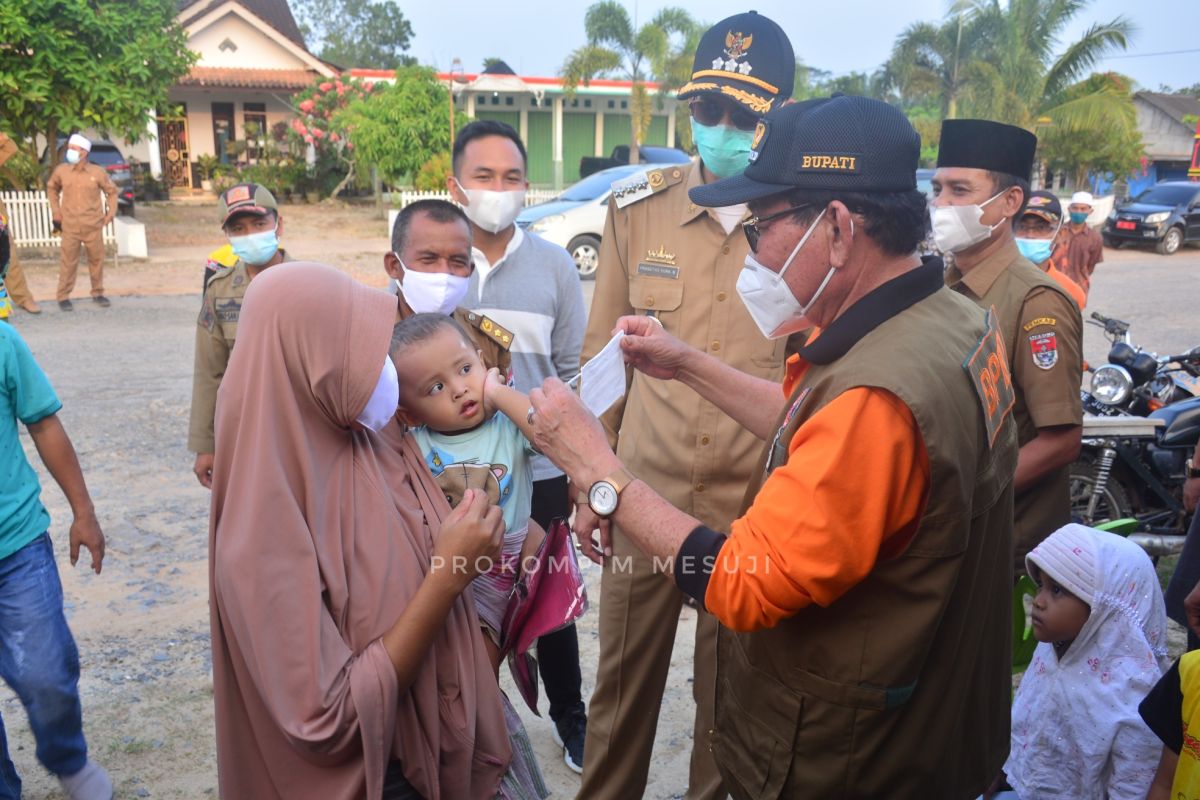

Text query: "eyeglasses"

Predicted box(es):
[688, 98, 760, 132]
[741, 204, 813, 253]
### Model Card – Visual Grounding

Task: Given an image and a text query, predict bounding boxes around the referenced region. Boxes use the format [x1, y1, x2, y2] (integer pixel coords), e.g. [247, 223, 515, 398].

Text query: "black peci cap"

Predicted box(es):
[677, 11, 794, 115]
[936, 119, 1038, 183]
[690, 94, 921, 207]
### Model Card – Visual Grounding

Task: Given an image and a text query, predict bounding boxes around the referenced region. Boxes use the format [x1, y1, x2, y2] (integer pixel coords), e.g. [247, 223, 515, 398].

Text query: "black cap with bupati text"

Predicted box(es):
[676, 11, 795, 115]
[690, 93, 920, 207]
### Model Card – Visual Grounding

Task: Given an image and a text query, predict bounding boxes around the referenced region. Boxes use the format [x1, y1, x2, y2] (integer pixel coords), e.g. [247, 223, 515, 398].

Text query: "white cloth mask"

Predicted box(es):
[929, 190, 1007, 253]
[736, 207, 837, 339]
[395, 256, 469, 315]
[455, 179, 525, 234]
[65, 149, 81, 165]
[355, 356, 399, 432]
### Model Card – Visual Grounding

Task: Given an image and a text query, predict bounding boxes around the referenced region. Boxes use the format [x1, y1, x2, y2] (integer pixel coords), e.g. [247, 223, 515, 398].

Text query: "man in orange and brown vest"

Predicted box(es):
[528, 94, 1018, 799]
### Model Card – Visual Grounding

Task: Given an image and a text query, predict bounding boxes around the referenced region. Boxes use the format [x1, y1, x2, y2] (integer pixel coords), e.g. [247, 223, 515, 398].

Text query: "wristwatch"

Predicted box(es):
[1188, 458, 1200, 479]
[587, 467, 636, 517]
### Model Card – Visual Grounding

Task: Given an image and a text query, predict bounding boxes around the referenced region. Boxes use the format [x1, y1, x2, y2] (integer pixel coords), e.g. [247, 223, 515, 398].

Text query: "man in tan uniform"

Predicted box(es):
[0, 133, 40, 314]
[932, 119, 1083, 566]
[188, 183, 288, 487]
[574, 12, 798, 799]
[384, 198, 512, 376]
[46, 134, 116, 310]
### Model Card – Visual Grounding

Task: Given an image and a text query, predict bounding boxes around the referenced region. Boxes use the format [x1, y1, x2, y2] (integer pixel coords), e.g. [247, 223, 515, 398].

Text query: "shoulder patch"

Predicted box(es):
[463, 311, 513, 350]
[197, 299, 216, 332]
[611, 166, 684, 209]
[1029, 331, 1058, 370]
[964, 308, 1015, 448]
[1022, 316, 1056, 332]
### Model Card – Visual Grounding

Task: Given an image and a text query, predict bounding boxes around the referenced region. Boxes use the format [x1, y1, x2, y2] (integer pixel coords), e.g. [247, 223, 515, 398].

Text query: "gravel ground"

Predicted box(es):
[2, 205, 1198, 798]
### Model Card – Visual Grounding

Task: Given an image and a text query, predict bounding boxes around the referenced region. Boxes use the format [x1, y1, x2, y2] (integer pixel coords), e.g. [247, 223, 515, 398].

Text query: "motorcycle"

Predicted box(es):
[1086, 311, 1200, 416]
[1072, 312, 1200, 554]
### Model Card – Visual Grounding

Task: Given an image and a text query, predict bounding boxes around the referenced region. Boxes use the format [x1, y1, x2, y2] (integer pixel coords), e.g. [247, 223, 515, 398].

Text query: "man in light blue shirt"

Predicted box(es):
[0, 322, 110, 800]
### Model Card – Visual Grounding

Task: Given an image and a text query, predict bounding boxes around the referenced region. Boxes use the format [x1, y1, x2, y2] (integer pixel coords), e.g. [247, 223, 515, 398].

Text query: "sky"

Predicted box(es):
[403, 0, 1199, 93]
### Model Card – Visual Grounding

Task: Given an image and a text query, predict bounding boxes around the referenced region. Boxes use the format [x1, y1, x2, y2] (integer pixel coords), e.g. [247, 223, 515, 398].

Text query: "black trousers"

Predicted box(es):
[530, 475, 585, 721]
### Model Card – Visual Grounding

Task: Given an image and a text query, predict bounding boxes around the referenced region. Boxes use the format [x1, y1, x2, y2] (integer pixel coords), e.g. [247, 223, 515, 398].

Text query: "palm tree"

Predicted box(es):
[560, 1, 697, 164]
[888, 1, 997, 119]
[958, 0, 1135, 135]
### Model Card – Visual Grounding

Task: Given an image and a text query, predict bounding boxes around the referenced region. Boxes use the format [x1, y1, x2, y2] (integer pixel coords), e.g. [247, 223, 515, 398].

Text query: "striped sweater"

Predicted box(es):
[466, 229, 586, 481]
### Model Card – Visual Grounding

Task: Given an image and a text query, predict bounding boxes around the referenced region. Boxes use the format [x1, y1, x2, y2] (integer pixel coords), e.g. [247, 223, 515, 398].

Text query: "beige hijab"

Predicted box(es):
[209, 262, 510, 799]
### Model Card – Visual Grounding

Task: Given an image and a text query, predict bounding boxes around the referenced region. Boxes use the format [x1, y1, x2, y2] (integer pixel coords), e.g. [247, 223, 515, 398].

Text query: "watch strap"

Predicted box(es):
[1188, 458, 1200, 479]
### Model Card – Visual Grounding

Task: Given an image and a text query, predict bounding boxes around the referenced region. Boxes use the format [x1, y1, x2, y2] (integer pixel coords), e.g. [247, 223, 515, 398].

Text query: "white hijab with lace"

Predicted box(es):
[1006, 524, 1169, 800]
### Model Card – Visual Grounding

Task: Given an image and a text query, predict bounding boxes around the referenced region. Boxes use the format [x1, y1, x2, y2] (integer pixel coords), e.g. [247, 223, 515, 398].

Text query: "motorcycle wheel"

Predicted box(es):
[1069, 460, 1134, 525]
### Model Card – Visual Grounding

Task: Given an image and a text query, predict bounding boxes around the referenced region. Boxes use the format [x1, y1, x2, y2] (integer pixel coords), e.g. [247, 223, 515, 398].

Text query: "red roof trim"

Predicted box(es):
[348, 68, 660, 91]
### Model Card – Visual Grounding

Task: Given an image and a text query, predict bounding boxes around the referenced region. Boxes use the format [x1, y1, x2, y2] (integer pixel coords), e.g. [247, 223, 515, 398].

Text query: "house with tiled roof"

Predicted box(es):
[1129, 92, 1200, 193]
[117, 0, 334, 191]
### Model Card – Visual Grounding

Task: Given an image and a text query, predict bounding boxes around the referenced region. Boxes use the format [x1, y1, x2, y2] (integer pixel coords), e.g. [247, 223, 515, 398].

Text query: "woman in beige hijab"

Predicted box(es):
[208, 262, 512, 799]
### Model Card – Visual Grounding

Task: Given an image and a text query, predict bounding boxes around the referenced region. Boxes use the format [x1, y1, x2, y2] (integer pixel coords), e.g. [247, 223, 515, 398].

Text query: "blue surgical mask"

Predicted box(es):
[1069, 211, 1089, 225]
[1015, 237, 1054, 265]
[229, 226, 279, 266]
[690, 119, 756, 179]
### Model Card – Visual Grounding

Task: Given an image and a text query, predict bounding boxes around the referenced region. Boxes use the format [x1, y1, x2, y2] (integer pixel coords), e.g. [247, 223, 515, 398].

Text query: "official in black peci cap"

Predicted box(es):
[934, 117, 1084, 581]
[523, 93, 1019, 798]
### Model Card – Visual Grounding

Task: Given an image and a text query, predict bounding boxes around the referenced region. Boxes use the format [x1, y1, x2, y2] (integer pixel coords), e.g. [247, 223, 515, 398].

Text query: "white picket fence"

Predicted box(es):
[392, 189, 559, 208]
[1, 191, 116, 247]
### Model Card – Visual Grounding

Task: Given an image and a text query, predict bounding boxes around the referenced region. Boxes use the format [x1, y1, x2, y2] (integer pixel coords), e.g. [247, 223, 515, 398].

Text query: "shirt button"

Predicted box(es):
[716, 291, 727, 302]
[696, 483, 705, 492]
[646, 296, 655, 307]
[711, 341, 721, 351]
[722, 245, 730, 255]
[700, 435, 710, 445]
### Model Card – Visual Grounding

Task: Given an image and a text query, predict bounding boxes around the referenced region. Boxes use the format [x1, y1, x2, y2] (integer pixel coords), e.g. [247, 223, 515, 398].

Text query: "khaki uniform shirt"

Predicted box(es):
[46, 162, 117, 232]
[946, 240, 1083, 558]
[585, 161, 800, 531]
[188, 254, 290, 453]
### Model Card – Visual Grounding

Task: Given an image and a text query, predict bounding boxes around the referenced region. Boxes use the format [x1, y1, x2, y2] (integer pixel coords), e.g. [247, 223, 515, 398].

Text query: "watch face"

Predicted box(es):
[589, 481, 619, 516]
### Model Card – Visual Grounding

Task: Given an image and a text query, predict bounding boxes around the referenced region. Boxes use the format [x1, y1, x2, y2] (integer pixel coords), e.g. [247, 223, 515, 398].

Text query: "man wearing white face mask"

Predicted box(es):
[188, 183, 290, 488]
[383, 198, 512, 378]
[933, 119, 1082, 570]
[524, 94, 1018, 798]
[448, 120, 590, 774]
[46, 134, 118, 310]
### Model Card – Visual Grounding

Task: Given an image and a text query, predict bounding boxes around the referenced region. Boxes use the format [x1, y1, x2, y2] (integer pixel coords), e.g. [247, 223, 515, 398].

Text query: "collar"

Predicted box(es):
[472, 225, 524, 271]
[679, 162, 742, 227]
[945, 238, 1024, 298]
[798, 257, 945, 366]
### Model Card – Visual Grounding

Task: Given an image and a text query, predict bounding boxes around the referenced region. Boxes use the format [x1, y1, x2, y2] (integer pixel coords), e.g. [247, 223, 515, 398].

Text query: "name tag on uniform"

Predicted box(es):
[963, 308, 1015, 449]
[636, 262, 679, 279]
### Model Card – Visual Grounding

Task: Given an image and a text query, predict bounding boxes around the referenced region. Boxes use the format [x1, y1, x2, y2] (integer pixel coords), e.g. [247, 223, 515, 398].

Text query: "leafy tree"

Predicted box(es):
[1039, 72, 1143, 187]
[956, 0, 1135, 133]
[561, 2, 697, 163]
[289, 76, 375, 199]
[334, 67, 452, 188]
[294, 0, 415, 69]
[887, 3, 998, 118]
[0, 0, 196, 167]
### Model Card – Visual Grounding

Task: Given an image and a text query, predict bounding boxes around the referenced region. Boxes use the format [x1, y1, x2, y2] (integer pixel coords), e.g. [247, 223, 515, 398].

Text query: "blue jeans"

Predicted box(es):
[0, 534, 88, 798]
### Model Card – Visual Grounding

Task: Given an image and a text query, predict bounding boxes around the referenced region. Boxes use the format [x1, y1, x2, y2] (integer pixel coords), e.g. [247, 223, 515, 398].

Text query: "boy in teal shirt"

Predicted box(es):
[0, 322, 110, 800]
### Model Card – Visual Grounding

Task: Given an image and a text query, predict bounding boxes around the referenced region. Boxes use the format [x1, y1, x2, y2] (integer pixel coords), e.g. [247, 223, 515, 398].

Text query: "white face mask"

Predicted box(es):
[395, 255, 470, 315]
[929, 190, 1007, 253]
[65, 149, 82, 165]
[455, 179, 525, 234]
[736, 207, 836, 339]
[355, 356, 399, 432]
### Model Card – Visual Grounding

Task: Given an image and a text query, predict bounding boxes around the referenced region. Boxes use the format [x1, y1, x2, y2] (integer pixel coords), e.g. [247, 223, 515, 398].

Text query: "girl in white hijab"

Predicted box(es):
[1003, 524, 1169, 799]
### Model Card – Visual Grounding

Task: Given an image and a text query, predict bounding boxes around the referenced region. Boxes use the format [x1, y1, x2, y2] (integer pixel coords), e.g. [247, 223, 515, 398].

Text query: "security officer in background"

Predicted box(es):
[932, 119, 1083, 567]
[528, 94, 1018, 799]
[575, 11, 797, 799]
[0, 133, 41, 314]
[46, 134, 117, 310]
[384, 198, 512, 377]
[188, 183, 289, 487]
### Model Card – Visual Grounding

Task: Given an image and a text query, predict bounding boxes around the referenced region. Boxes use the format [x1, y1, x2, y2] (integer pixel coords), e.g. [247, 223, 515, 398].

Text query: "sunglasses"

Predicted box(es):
[689, 98, 760, 132]
[741, 204, 813, 253]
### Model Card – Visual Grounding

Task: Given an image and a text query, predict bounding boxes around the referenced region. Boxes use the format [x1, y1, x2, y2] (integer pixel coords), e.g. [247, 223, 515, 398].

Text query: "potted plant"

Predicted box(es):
[196, 154, 220, 192]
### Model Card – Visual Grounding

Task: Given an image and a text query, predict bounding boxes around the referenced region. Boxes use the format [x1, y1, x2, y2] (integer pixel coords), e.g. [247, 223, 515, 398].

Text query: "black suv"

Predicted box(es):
[43, 137, 136, 216]
[1103, 181, 1200, 255]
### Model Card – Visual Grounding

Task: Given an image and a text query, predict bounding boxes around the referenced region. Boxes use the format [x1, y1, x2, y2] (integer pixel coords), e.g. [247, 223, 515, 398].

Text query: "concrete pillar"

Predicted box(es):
[146, 112, 163, 179]
[594, 111, 605, 156]
[519, 107, 528, 144]
[553, 96, 564, 190]
[466, 93, 476, 119]
[666, 101, 676, 149]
